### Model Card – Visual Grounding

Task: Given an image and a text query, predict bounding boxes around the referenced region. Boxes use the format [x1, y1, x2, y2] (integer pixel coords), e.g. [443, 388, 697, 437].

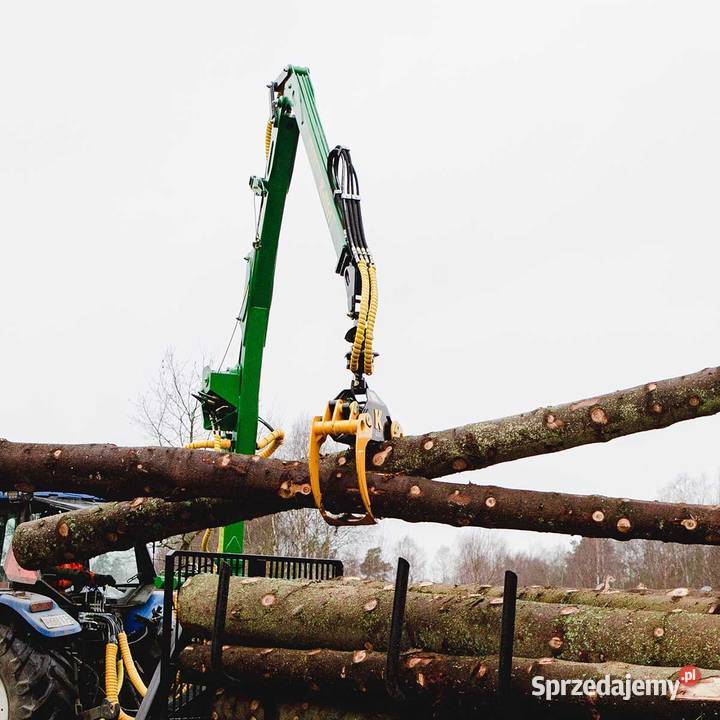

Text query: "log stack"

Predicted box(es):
[176, 575, 720, 719]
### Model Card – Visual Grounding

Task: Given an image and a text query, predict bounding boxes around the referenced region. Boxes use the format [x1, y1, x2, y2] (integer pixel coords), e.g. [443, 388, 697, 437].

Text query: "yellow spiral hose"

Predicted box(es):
[363, 263, 378, 375]
[119, 631, 148, 698]
[350, 260, 370, 373]
[256, 428, 284, 458]
[104, 643, 132, 720]
[265, 120, 273, 159]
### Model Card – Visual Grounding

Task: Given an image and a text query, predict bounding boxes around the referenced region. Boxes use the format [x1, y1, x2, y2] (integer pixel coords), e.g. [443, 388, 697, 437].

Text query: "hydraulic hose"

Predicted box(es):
[118, 631, 148, 698]
[104, 642, 132, 720]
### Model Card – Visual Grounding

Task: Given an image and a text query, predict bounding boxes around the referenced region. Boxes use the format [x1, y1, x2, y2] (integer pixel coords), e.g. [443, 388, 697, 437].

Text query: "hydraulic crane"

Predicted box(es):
[195, 66, 400, 551]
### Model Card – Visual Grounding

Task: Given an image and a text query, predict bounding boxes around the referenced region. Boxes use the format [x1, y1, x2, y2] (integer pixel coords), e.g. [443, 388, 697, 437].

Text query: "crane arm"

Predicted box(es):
[196, 66, 397, 545]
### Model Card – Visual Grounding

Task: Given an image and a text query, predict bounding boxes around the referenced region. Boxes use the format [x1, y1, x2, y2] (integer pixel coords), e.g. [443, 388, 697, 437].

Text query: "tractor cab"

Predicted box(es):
[0, 492, 164, 718]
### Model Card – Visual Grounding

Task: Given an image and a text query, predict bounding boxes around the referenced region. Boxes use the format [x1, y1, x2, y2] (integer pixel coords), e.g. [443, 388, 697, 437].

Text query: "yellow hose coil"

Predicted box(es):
[187, 428, 283, 552]
[104, 643, 132, 720]
[256, 428, 284, 458]
[350, 260, 370, 373]
[185, 438, 231, 450]
[200, 528, 212, 552]
[265, 120, 273, 159]
[363, 263, 378, 375]
[119, 631, 148, 697]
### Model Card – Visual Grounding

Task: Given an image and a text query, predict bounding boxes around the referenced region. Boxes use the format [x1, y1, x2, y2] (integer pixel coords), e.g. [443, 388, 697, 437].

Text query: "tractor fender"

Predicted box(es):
[123, 588, 163, 635]
[0, 590, 81, 638]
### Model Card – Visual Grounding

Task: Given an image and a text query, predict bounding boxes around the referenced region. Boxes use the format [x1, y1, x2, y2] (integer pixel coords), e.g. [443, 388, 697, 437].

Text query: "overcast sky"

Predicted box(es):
[2, 1, 719, 567]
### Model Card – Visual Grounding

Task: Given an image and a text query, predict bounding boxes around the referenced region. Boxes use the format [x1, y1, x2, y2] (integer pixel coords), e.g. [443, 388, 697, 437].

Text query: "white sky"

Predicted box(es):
[1, 1, 719, 565]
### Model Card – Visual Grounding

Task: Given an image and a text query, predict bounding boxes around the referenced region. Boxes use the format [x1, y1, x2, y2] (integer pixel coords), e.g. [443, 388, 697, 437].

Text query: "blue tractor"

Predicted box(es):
[0, 491, 163, 719]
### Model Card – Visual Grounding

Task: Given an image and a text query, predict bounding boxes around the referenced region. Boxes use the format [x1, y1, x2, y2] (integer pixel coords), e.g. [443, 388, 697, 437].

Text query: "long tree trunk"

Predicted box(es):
[2, 365, 718, 491]
[181, 645, 720, 719]
[11, 496, 274, 567]
[6, 364, 720, 568]
[13, 463, 720, 567]
[351, 364, 720, 478]
[177, 575, 720, 669]
[410, 583, 720, 615]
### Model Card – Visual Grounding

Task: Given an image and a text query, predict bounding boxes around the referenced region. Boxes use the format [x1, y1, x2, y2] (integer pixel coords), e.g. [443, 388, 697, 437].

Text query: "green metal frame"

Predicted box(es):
[199, 67, 348, 552]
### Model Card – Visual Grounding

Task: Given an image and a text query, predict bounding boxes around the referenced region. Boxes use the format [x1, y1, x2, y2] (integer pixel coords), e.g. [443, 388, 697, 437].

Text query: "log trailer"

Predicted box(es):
[195, 65, 401, 548]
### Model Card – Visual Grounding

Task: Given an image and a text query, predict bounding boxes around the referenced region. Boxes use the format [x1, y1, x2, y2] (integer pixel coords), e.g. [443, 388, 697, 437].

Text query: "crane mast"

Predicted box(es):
[196, 66, 398, 551]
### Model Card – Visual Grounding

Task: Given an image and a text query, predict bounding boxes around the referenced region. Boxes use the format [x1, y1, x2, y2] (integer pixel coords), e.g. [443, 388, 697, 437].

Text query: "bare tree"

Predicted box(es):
[393, 535, 427, 582]
[451, 530, 508, 585]
[133, 348, 208, 448]
[133, 348, 209, 554]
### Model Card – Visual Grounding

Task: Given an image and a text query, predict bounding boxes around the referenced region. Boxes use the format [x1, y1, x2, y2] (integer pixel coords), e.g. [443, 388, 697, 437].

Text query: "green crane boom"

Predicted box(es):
[196, 66, 398, 551]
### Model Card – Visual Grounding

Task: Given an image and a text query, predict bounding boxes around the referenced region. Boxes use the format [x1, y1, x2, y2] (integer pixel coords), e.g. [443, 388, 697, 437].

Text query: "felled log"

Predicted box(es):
[210, 694, 398, 720]
[182, 645, 720, 719]
[411, 584, 720, 615]
[11, 496, 271, 567]
[177, 575, 720, 669]
[6, 364, 720, 567]
[14, 461, 720, 568]
[2, 365, 719, 493]
[360, 364, 720, 478]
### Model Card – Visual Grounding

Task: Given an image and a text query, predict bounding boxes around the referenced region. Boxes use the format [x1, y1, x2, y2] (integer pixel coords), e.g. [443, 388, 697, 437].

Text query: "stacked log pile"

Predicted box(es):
[176, 575, 720, 719]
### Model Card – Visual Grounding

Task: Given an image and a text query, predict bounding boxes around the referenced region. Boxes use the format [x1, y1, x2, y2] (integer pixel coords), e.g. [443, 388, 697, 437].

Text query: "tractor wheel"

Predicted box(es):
[0, 622, 75, 719]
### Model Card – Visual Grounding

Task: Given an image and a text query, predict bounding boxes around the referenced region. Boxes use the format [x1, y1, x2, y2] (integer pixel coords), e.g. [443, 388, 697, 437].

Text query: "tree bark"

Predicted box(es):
[359, 364, 720, 478]
[177, 575, 720, 669]
[5, 363, 720, 567]
[409, 583, 720, 615]
[14, 462, 720, 568]
[11, 496, 271, 567]
[182, 645, 720, 719]
[2, 363, 719, 492]
[210, 694, 399, 720]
